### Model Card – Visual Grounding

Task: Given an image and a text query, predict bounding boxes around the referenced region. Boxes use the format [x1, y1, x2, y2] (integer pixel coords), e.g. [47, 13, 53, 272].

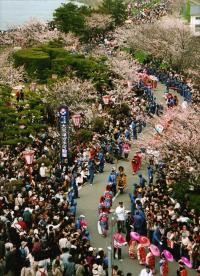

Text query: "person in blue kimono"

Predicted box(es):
[138, 174, 147, 188]
[125, 128, 131, 140]
[147, 166, 154, 185]
[132, 120, 137, 140]
[108, 168, 117, 196]
[152, 226, 163, 251]
[98, 151, 105, 173]
[88, 159, 95, 185]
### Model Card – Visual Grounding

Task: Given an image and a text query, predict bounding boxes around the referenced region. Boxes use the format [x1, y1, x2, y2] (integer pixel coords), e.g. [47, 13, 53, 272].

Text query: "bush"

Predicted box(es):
[173, 179, 190, 201]
[91, 117, 106, 133]
[13, 48, 50, 78]
[79, 129, 93, 143]
[134, 50, 150, 64]
[109, 103, 130, 118]
[99, 0, 127, 25]
[189, 194, 200, 214]
[14, 45, 109, 83]
[53, 3, 91, 35]
[47, 38, 65, 48]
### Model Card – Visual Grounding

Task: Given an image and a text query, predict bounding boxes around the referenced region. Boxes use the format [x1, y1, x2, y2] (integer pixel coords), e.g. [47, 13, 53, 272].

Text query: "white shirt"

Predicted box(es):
[115, 206, 126, 221]
[39, 166, 47, 177]
[59, 237, 70, 250]
[139, 268, 153, 276]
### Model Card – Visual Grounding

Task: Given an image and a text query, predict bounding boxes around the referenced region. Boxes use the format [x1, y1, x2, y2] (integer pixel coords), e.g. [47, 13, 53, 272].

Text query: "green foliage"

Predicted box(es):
[53, 3, 91, 35]
[173, 179, 190, 201]
[109, 103, 130, 118]
[0, 85, 47, 146]
[47, 38, 65, 48]
[182, 0, 190, 22]
[100, 0, 127, 25]
[79, 129, 93, 143]
[4, 179, 24, 192]
[13, 45, 109, 85]
[100, 0, 114, 14]
[81, 22, 114, 43]
[13, 48, 50, 79]
[111, 0, 128, 25]
[91, 117, 106, 133]
[189, 194, 200, 214]
[134, 50, 150, 64]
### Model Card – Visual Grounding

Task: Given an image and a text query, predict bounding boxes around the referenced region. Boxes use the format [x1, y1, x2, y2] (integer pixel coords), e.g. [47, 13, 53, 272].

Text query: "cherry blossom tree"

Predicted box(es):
[138, 107, 200, 186]
[0, 48, 27, 86]
[41, 78, 98, 122]
[0, 19, 80, 48]
[129, 16, 200, 72]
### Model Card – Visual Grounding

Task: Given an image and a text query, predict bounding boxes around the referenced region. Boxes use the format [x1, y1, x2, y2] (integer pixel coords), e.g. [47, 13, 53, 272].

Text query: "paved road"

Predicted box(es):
[77, 84, 196, 275]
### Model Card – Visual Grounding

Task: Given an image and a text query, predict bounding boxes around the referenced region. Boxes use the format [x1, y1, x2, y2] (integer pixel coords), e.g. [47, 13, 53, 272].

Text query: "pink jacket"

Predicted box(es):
[113, 232, 126, 248]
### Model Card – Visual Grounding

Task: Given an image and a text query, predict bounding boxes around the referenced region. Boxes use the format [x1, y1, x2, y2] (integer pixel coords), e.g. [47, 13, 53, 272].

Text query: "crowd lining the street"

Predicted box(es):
[0, 1, 199, 276]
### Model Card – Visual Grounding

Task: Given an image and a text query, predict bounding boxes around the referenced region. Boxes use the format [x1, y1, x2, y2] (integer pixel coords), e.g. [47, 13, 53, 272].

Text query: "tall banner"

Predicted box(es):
[59, 106, 69, 159]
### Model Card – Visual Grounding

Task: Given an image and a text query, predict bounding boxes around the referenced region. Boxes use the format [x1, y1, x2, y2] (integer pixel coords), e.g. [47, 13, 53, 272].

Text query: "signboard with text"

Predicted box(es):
[59, 106, 69, 159]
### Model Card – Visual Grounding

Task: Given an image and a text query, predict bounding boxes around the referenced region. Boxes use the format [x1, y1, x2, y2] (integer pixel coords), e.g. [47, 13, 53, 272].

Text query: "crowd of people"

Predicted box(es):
[127, 0, 170, 24]
[0, 63, 165, 276]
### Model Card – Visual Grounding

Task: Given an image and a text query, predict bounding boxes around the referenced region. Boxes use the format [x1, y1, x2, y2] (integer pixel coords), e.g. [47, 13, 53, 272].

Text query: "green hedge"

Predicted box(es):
[13, 46, 109, 83]
[13, 48, 51, 77]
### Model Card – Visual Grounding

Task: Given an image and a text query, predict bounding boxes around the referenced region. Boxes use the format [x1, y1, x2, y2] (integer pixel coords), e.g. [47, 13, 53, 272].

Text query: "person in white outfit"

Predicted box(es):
[139, 265, 153, 276]
[115, 202, 126, 232]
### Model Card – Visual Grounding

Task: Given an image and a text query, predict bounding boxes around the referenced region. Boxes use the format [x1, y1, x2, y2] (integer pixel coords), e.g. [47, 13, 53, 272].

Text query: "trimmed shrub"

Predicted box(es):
[13, 45, 109, 83]
[13, 48, 50, 77]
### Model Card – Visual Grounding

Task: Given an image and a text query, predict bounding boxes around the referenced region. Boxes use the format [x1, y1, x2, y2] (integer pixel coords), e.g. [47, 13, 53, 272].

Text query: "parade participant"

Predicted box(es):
[125, 211, 134, 242]
[98, 196, 105, 214]
[128, 239, 138, 259]
[131, 155, 140, 175]
[104, 185, 113, 212]
[115, 202, 126, 232]
[88, 159, 95, 185]
[117, 166, 127, 194]
[132, 120, 137, 140]
[113, 229, 127, 261]
[177, 260, 188, 276]
[159, 254, 168, 276]
[137, 243, 146, 265]
[104, 185, 113, 202]
[138, 174, 147, 188]
[99, 210, 109, 238]
[98, 150, 105, 173]
[108, 168, 117, 196]
[146, 248, 155, 274]
[147, 165, 154, 185]
[131, 152, 142, 175]
[122, 141, 130, 160]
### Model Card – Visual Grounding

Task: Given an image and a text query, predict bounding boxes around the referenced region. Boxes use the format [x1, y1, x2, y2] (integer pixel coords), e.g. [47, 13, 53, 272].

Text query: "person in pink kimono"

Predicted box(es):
[113, 229, 127, 261]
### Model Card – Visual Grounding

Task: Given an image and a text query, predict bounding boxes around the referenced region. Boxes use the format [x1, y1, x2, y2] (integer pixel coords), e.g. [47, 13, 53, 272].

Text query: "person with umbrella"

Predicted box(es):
[159, 253, 169, 276]
[146, 247, 155, 274]
[137, 242, 146, 265]
[177, 260, 188, 276]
